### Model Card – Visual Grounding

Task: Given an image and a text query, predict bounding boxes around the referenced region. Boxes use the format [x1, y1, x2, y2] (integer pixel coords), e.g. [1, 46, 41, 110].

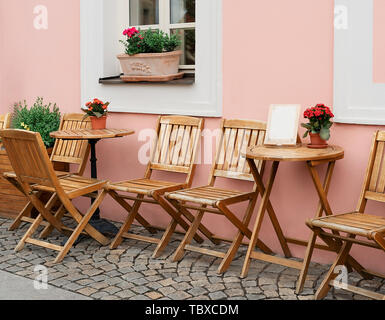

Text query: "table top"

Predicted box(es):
[50, 128, 135, 140]
[244, 144, 344, 162]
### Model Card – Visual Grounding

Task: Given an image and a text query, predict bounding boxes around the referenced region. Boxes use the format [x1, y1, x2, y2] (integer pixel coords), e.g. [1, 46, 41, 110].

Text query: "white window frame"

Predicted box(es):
[334, 0, 385, 125]
[129, 0, 196, 70]
[80, 0, 222, 117]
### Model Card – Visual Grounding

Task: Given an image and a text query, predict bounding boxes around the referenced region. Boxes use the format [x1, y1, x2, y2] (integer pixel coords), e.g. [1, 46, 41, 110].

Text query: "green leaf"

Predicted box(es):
[324, 121, 333, 129]
[301, 123, 312, 129]
[303, 131, 309, 138]
[93, 112, 103, 118]
[320, 127, 330, 141]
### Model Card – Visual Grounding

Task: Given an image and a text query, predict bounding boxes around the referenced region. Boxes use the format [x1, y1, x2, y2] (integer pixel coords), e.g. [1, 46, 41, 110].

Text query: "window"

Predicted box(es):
[334, 0, 385, 125]
[129, 0, 196, 71]
[80, 0, 222, 117]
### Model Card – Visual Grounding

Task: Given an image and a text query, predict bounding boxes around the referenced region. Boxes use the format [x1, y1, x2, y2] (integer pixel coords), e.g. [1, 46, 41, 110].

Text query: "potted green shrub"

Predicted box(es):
[11, 97, 61, 150]
[117, 28, 182, 82]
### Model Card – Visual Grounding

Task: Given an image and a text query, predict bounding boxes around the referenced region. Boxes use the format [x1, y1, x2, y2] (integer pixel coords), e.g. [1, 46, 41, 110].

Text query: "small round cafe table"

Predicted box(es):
[50, 128, 135, 235]
[239, 144, 364, 294]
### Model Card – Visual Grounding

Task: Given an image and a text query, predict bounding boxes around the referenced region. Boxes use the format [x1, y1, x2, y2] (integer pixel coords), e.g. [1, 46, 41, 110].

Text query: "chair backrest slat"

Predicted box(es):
[150, 116, 204, 176]
[0, 113, 11, 130]
[50, 114, 91, 173]
[358, 131, 385, 211]
[0, 113, 11, 149]
[212, 119, 266, 182]
[0, 130, 59, 187]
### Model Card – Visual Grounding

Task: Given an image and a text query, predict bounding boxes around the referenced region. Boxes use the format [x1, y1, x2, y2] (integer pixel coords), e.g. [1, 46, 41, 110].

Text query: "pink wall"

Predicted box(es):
[374, 0, 385, 83]
[1, 0, 384, 274]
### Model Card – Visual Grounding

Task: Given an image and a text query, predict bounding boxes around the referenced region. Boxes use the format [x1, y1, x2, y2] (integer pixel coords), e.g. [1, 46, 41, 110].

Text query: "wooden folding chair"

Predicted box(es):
[108, 115, 213, 258]
[6, 114, 91, 232]
[303, 130, 385, 300]
[165, 119, 277, 274]
[0, 129, 109, 263]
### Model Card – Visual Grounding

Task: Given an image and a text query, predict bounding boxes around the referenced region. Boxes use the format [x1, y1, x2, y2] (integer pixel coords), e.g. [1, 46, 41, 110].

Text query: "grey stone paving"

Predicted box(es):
[0, 217, 384, 300]
[0, 269, 91, 300]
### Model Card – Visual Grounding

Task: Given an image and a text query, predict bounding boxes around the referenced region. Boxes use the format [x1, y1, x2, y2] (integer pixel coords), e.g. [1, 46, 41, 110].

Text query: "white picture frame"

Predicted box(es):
[264, 104, 301, 146]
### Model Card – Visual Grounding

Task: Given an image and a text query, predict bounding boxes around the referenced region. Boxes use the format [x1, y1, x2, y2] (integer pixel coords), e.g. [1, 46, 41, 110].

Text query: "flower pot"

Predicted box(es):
[90, 116, 107, 130]
[117, 50, 183, 82]
[308, 133, 328, 149]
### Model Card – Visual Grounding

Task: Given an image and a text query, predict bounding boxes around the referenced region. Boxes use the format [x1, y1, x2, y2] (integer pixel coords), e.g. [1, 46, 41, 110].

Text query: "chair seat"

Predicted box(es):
[167, 186, 254, 206]
[108, 179, 185, 195]
[309, 213, 385, 238]
[32, 175, 106, 199]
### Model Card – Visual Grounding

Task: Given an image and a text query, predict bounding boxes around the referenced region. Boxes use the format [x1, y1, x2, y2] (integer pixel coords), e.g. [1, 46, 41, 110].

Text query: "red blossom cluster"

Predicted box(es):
[85, 98, 108, 112]
[304, 104, 334, 120]
[123, 27, 140, 39]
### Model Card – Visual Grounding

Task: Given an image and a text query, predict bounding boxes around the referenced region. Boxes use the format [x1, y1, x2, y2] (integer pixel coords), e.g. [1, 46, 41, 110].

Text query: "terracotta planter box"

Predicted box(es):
[0, 148, 69, 219]
[117, 50, 184, 82]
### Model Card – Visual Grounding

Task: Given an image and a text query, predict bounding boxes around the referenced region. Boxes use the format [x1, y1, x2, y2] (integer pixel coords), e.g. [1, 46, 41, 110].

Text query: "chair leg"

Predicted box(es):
[14, 194, 59, 252]
[218, 195, 269, 274]
[110, 192, 144, 249]
[153, 192, 204, 244]
[315, 238, 354, 300]
[39, 205, 66, 239]
[374, 233, 385, 251]
[54, 190, 108, 263]
[60, 192, 109, 246]
[108, 189, 157, 234]
[316, 231, 372, 280]
[15, 215, 44, 252]
[9, 201, 34, 231]
[296, 227, 318, 294]
[172, 211, 205, 262]
[168, 199, 220, 245]
[152, 219, 179, 259]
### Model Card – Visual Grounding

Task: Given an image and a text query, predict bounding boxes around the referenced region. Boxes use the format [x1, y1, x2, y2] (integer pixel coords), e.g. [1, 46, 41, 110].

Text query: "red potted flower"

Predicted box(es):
[301, 104, 334, 149]
[82, 98, 110, 130]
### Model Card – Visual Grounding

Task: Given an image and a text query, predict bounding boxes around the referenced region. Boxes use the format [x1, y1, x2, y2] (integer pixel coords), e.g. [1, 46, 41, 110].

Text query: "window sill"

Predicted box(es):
[99, 73, 195, 85]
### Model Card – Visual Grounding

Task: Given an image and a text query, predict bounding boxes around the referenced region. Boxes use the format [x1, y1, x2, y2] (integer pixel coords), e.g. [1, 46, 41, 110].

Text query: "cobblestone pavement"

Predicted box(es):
[0, 218, 384, 300]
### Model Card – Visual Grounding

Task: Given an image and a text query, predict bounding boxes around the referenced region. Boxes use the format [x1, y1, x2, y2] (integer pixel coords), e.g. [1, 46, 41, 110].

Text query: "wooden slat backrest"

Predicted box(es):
[0, 113, 11, 130]
[50, 114, 91, 174]
[212, 119, 266, 182]
[0, 113, 11, 149]
[149, 116, 204, 181]
[357, 131, 385, 211]
[0, 130, 60, 188]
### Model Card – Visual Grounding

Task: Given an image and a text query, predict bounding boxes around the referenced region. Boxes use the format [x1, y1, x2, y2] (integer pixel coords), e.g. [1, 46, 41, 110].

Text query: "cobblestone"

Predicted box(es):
[0, 218, 383, 301]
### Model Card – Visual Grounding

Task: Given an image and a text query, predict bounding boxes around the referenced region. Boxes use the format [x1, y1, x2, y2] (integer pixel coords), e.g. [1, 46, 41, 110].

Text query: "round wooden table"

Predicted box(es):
[241, 144, 349, 293]
[50, 128, 135, 234]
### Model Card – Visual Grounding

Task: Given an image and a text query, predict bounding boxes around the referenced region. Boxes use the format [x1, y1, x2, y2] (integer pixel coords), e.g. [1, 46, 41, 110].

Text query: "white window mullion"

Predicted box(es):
[160, 0, 170, 34]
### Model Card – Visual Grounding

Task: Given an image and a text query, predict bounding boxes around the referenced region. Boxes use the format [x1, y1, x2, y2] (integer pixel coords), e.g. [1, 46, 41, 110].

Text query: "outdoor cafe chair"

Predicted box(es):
[303, 130, 385, 300]
[165, 119, 274, 273]
[107, 115, 218, 258]
[0, 129, 109, 263]
[5, 114, 91, 233]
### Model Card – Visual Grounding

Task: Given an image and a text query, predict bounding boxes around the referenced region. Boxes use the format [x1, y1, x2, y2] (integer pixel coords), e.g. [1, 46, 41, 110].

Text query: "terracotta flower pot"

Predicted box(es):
[117, 50, 183, 81]
[90, 116, 107, 130]
[308, 132, 328, 149]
